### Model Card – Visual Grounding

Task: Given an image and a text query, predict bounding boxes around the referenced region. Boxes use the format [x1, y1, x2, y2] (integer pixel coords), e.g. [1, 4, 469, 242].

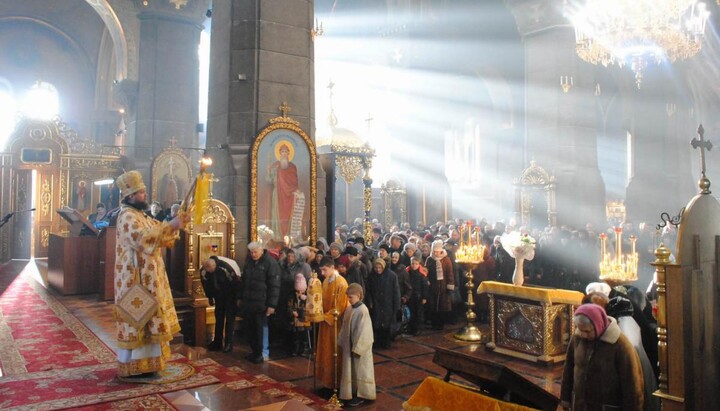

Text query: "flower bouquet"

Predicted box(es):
[500, 231, 536, 286]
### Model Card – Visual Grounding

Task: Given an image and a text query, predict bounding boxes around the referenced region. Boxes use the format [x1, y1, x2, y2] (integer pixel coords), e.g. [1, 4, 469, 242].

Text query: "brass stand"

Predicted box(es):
[454, 261, 483, 342]
[328, 304, 343, 407]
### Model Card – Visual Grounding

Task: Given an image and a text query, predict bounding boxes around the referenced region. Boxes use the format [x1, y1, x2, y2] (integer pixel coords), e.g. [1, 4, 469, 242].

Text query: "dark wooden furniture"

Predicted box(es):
[48, 233, 99, 295]
[433, 346, 560, 411]
[97, 227, 116, 301]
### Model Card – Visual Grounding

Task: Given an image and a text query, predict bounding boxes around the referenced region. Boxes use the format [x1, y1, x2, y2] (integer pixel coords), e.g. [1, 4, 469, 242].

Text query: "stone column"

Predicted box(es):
[206, 0, 320, 255]
[131, 0, 209, 168]
[506, 0, 605, 228]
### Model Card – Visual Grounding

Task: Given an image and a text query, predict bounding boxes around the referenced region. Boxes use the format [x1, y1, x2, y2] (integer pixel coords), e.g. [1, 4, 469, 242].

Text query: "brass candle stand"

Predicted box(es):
[327, 290, 343, 407]
[454, 260, 483, 342]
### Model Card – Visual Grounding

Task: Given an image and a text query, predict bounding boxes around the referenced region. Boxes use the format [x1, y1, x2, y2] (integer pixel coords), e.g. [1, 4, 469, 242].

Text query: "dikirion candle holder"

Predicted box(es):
[599, 227, 638, 286]
[454, 222, 486, 342]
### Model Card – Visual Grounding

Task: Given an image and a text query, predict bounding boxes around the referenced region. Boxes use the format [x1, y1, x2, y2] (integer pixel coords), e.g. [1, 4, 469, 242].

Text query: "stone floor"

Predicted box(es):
[3, 259, 562, 410]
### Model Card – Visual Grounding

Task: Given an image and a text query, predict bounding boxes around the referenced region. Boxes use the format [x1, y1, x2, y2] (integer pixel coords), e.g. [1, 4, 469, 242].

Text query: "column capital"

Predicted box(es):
[135, 0, 210, 25]
[504, 0, 570, 37]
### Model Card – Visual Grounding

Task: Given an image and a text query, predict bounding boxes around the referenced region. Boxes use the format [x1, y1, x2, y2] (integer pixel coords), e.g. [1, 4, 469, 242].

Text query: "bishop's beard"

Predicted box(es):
[280, 159, 289, 169]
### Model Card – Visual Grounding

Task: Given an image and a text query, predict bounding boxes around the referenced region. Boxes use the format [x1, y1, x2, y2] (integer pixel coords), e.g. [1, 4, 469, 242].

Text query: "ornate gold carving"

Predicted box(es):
[41, 228, 49, 249]
[381, 179, 407, 229]
[335, 155, 363, 183]
[250, 118, 317, 244]
[269, 102, 300, 126]
[201, 203, 228, 224]
[514, 161, 556, 227]
[496, 299, 544, 354]
[41, 176, 52, 217]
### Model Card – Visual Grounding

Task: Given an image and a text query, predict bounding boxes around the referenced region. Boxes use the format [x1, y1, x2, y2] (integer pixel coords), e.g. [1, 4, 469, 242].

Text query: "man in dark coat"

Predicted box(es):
[241, 242, 281, 363]
[200, 256, 242, 353]
[366, 258, 401, 349]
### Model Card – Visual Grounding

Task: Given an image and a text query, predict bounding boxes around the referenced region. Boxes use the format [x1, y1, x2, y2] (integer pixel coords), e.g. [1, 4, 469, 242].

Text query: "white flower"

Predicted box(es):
[500, 231, 536, 262]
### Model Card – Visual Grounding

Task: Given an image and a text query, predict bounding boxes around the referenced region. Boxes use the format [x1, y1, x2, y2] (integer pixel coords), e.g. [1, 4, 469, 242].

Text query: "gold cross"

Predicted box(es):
[131, 297, 144, 309]
[279, 102, 291, 118]
[691, 124, 713, 194]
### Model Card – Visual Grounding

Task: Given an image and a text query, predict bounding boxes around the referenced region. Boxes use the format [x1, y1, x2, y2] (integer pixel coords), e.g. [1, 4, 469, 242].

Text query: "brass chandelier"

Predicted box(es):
[569, 0, 710, 88]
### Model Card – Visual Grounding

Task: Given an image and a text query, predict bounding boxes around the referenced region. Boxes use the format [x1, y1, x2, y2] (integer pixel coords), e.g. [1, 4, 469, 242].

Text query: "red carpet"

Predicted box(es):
[0, 355, 328, 410]
[0, 262, 331, 410]
[0, 265, 115, 375]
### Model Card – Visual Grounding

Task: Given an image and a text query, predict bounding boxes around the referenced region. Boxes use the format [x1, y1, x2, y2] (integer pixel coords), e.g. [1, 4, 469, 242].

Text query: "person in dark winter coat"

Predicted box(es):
[425, 240, 455, 330]
[561, 303, 644, 411]
[344, 246, 367, 293]
[406, 257, 429, 335]
[200, 256, 242, 352]
[366, 258, 401, 349]
[240, 242, 281, 363]
[391, 252, 412, 304]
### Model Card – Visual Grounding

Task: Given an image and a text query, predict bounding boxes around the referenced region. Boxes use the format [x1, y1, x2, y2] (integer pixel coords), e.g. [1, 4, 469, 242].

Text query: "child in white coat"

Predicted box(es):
[338, 283, 376, 407]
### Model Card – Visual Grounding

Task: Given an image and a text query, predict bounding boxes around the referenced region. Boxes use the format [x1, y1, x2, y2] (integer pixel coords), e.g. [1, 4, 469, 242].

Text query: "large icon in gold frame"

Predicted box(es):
[250, 106, 317, 246]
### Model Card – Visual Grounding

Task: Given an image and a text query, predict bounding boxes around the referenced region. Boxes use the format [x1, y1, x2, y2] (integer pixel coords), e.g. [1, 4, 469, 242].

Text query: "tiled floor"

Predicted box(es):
[2, 259, 562, 410]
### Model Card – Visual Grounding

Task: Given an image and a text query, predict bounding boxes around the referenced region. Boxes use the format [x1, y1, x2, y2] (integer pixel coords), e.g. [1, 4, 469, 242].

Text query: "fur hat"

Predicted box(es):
[116, 170, 146, 198]
[432, 239, 444, 251]
[585, 282, 611, 297]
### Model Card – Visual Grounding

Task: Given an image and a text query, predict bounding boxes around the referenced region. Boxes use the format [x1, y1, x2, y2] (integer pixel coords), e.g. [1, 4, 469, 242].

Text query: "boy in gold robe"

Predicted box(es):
[315, 256, 349, 390]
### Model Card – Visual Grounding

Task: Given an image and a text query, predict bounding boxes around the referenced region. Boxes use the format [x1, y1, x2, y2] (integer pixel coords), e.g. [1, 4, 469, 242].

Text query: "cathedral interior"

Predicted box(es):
[1, 1, 720, 410]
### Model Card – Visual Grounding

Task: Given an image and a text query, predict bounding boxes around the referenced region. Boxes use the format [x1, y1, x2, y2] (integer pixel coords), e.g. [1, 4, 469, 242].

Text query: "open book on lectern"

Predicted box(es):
[56, 206, 98, 236]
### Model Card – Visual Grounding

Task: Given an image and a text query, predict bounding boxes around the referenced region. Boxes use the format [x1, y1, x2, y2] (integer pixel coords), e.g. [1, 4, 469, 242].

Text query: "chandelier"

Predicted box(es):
[569, 0, 710, 88]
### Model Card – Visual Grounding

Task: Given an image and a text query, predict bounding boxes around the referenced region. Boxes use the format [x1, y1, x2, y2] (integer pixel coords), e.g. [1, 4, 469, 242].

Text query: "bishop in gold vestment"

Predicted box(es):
[315, 257, 349, 389]
[114, 170, 186, 377]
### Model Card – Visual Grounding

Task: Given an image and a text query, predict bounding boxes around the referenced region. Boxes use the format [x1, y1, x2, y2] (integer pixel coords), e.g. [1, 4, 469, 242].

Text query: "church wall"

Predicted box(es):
[206, 0, 319, 252]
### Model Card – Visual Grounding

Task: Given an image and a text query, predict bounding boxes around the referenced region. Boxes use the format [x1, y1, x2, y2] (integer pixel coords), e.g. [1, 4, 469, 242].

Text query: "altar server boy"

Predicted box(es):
[338, 283, 376, 407]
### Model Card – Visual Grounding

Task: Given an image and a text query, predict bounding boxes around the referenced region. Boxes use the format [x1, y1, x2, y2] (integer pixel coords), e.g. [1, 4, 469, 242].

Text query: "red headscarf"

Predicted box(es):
[575, 303, 610, 338]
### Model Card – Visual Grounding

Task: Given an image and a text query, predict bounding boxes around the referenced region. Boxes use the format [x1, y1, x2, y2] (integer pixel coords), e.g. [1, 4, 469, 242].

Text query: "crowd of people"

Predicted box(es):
[113, 167, 665, 408]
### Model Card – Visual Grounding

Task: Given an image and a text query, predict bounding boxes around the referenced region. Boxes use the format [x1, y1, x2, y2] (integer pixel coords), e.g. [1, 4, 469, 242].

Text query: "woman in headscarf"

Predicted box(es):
[561, 303, 644, 411]
[425, 240, 454, 330]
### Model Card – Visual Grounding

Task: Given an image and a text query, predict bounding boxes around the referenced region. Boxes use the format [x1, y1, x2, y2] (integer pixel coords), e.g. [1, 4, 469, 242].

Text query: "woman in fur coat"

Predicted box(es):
[561, 303, 644, 411]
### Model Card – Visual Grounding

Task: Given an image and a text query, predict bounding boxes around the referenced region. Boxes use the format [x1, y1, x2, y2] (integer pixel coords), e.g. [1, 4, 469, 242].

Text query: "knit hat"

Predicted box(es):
[116, 170, 147, 198]
[329, 242, 344, 252]
[432, 239, 444, 251]
[344, 246, 358, 256]
[294, 273, 307, 293]
[378, 243, 391, 253]
[373, 258, 386, 270]
[575, 303, 610, 339]
[403, 242, 417, 252]
[423, 233, 434, 242]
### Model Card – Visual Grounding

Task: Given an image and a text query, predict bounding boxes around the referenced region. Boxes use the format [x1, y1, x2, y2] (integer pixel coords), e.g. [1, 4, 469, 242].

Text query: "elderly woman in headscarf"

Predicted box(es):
[425, 240, 455, 330]
[561, 303, 644, 411]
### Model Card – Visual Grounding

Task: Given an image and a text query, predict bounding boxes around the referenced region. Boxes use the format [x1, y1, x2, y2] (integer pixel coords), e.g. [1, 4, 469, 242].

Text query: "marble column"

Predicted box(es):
[206, 0, 322, 255]
[506, 0, 605, 228]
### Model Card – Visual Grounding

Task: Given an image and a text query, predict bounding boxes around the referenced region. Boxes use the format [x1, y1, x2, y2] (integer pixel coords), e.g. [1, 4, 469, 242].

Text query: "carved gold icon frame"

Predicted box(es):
[250, 116, 317, 246]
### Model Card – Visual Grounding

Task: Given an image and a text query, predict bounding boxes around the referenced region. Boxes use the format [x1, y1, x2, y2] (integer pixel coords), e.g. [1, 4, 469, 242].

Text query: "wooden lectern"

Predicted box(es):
[478, 281, 584, 364]
[48, 207, 99, 295]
